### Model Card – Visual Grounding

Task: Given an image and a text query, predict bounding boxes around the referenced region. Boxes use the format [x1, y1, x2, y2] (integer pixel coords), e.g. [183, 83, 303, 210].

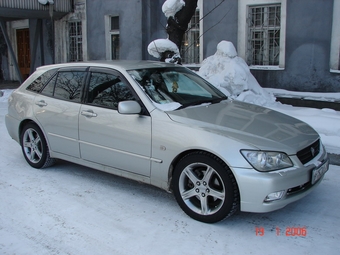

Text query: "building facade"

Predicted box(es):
[0, 0, 73, 82]
[1, 0, 339, 92]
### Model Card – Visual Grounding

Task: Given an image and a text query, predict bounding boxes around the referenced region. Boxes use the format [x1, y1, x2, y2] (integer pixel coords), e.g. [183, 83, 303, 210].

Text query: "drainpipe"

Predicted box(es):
[38, 0, 55, 63]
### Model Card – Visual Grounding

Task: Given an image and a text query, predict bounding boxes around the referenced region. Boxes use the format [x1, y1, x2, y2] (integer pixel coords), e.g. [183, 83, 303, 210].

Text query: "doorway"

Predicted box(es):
[16, 28, 30, 80]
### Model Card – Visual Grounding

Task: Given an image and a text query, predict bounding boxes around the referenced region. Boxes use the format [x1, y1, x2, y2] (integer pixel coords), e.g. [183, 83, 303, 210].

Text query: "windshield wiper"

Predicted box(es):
[176, 97, 227, 110]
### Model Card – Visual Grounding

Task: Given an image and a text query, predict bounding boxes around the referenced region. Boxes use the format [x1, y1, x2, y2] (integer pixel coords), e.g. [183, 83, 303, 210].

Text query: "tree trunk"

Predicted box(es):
[166, 0, 198, 52]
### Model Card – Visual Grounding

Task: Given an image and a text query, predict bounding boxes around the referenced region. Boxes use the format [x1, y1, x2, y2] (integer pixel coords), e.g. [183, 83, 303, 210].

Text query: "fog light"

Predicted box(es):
[264, 191, 285, 202]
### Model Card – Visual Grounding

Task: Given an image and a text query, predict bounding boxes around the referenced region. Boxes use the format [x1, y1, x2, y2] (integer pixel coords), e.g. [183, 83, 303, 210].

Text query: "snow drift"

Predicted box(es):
[198, 41, 277, 107]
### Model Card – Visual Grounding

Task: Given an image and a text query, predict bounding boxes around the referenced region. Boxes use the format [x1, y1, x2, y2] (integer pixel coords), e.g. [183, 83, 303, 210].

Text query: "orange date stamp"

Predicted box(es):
[255, 226, 307, 236]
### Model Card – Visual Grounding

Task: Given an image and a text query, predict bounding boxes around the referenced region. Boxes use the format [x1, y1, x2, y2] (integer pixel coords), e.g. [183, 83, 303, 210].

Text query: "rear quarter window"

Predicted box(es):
[26, 69, 57, 93]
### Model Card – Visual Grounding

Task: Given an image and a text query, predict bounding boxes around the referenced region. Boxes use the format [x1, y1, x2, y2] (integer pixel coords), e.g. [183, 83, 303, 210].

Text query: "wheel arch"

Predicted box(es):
[168, 149, 200, 190]
[19, 119, 56, 168]
[19, 119, 38, 138]
[168, 149, 240, 194]
[170, 149, 241, 222]
[18, 119, 50, 149]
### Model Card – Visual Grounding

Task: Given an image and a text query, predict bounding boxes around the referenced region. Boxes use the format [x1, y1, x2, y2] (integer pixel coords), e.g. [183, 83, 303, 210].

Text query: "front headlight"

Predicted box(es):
[240, 150, 293, 172]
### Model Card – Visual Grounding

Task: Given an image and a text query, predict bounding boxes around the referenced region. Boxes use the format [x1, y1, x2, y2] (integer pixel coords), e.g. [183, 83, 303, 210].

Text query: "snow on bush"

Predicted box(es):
[147, 39, 180, 63]
[198, 41, 277, 107]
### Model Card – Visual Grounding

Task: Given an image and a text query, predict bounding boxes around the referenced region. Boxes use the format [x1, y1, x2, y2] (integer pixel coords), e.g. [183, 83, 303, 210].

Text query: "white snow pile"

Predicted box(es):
[0, 89, 12, 102]
[147, 39, 179, 60]
[37, 0, 54, 5]
[162, 0, 185, 18]
[198, 41, 277, 106]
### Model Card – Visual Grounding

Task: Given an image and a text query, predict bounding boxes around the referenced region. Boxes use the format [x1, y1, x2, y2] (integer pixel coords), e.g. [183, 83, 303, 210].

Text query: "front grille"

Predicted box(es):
[297, 139, 320, 164]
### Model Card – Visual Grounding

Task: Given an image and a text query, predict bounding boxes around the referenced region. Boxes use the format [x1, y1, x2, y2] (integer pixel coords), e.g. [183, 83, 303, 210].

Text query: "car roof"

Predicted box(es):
[36, 60, 179, 73]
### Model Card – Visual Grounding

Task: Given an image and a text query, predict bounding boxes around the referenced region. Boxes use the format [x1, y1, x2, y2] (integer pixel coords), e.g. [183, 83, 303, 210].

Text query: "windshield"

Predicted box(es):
[128, 67, 227, 111]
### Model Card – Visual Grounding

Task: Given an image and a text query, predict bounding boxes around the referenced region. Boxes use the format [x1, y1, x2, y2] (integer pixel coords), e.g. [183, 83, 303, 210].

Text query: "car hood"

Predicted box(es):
[166, 100, 319, 154]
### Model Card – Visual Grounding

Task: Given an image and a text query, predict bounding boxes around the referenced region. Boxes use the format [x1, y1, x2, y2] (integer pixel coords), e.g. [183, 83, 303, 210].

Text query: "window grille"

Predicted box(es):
[110, 16, 120, 60]
[111, 16, 119, 30]
[247, 4, 281, 66]
[181, 9, 200, 64]
[68, 21, 83, 62]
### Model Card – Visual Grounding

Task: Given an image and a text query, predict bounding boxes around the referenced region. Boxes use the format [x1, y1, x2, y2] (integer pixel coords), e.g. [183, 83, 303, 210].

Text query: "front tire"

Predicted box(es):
[20, 122, 55, 169]
[173, 151, 239, 223]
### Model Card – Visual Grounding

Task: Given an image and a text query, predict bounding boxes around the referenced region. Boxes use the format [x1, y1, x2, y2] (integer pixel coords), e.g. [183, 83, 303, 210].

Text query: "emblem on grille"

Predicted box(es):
[311, 147, 315, 157]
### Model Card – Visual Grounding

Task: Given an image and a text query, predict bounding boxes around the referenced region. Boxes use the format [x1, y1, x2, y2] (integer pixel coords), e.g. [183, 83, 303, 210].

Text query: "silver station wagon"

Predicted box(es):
[5, 61, 329, 223]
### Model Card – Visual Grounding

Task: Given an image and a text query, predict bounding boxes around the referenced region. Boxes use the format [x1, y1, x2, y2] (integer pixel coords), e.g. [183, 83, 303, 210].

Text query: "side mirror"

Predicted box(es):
[118, 101, 141, 114]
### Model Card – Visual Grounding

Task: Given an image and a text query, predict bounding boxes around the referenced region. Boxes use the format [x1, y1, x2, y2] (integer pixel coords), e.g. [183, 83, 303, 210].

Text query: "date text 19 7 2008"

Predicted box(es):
[255, 227, 307, 236]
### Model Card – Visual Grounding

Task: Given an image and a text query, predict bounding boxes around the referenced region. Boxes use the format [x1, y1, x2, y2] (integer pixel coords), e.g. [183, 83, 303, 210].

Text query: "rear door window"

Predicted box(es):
[54, 71, 86, 102]
[40, 69, 87, 103]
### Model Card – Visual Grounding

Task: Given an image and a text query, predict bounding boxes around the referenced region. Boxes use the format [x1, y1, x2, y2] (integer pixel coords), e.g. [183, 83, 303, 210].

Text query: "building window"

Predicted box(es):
[68, 21, 83, 62]
[247, 4, 281, 66]
[110, 16, 120, 60]
[181, 9, 200, 64]
[238, 0, 286, 69]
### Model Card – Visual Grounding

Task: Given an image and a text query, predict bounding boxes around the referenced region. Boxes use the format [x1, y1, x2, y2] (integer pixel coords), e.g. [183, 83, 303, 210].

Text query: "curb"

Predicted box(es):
[329, 153, 340, 166]
[276, 97, 340, 111]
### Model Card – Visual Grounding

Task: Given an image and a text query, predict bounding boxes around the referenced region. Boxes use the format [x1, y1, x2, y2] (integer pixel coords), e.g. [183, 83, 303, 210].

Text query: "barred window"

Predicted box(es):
[68, 21, 83, 62]
[181, 9, 200, 64]
[110, 16, 120, 60]
[247, 4, 281, 66]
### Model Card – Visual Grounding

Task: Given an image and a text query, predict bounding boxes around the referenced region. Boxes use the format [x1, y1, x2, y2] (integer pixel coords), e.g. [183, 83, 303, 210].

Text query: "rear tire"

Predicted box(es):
[173, 151, 239, 223]
[20, 122, 55, 169]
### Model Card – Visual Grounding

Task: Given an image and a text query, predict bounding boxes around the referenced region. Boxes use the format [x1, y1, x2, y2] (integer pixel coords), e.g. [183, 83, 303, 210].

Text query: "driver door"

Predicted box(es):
[78, 68, 152, 176]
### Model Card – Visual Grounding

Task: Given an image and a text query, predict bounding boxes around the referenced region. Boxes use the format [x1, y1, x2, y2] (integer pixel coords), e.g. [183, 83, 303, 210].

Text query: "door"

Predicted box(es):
[16, 29, 30, 79]
[79, 68, 152, 176]
[34, 69, 87, 158]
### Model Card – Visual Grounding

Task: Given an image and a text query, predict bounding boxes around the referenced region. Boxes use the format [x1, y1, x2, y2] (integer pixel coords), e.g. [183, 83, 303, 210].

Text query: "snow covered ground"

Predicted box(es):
[0, 94, 340, 254]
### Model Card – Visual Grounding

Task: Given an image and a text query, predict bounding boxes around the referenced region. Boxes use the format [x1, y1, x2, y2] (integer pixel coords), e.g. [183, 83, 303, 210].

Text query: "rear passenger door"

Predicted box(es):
[33, 67, 87, 158]
[78, 67, 152, 176]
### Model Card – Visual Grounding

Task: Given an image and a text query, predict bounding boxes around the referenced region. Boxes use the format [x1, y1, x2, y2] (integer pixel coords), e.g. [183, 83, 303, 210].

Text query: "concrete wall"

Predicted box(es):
[202, 0, 238, 58]
[251, 0, 340, 92]
[141, 0, 167, 60]
[201, 0, 339, 92]
[86, 0, 239, 61]
[86, 0, 167, 61]
[87, 0, 152, 60]
[2, 0, 340, 92]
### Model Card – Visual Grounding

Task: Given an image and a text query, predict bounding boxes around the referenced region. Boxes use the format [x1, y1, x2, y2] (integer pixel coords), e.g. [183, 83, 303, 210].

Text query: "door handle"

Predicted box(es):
[35, 100, 47, 107]
[81, 110, 97, 117]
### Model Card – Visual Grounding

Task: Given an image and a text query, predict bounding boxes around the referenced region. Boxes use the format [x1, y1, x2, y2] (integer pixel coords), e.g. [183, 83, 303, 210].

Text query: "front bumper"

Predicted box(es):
[233, 146, 329, 213]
